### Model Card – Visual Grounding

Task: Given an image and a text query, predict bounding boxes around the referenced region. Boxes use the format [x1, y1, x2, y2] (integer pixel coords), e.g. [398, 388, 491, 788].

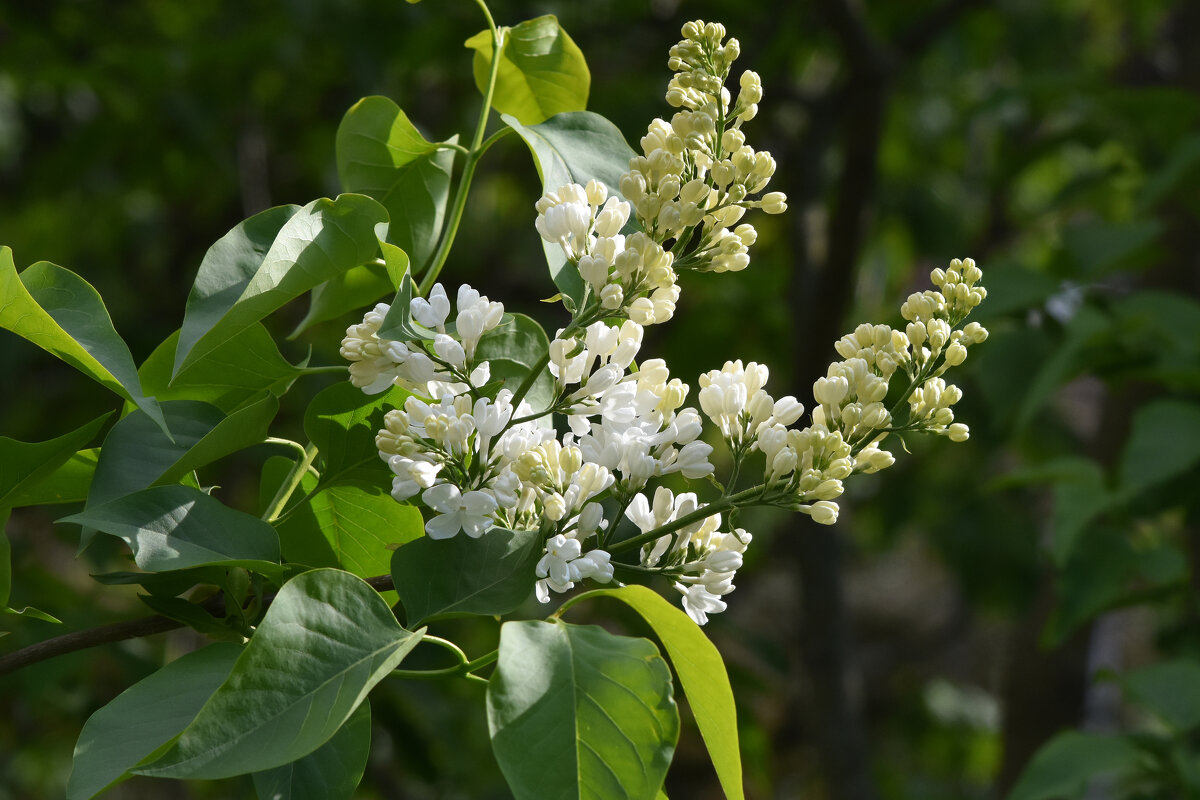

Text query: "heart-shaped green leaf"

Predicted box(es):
[487, 619, 678, 800]
[336, 96, 454, 273]
[465, 16, 590, 125]
[0, 247, 168, 436]
[305, 381, 410, 489]
[391, 527, 541, 626]
[136, 569, 423, 779]
[475, 312, 555, 414]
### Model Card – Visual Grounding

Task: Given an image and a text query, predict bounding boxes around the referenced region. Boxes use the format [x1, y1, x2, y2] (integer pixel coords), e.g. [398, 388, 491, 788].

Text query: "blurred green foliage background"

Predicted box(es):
[3, 0, 1200, 798]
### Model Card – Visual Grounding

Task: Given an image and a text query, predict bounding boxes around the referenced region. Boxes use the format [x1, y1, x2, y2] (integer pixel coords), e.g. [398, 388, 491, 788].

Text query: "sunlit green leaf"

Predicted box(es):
[61, 485, 282, 574]
[252, 700, 372, 800]
[336, 96, 454, 273]
[465, 16, 589, 125]
[305, 381, 409, 489]
[136, 569, 423, 779]
[0, 414, 108, 509]
[0, 248, 168, 436]
[488, 619, 678, 800]
[68, 642, 243, 800]
[283, 483, 424, 581]
[174, 195, 388, 378]
[6, 448, 98, 508]
[391, 527, 540, 626]
[139, 325, 304, 413]
[575, 585, 745, 800]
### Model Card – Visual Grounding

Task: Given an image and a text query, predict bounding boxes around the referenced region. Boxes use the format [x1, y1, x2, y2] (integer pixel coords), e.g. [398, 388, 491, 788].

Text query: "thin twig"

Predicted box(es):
[0, 574, 397, 677]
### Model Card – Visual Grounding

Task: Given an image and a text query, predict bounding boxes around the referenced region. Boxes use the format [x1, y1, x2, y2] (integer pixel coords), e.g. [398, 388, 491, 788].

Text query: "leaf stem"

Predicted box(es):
[262, 442, 319, 523]
[416, 2, 507, 295]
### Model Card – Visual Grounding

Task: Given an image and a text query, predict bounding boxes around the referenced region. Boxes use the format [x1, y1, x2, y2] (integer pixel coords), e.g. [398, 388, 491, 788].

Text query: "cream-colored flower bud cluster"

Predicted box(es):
[902, 258, 989, 373]
[697, 360, 805, 446]
[535, 181, 680, 326]
[618, 20, 784, 278]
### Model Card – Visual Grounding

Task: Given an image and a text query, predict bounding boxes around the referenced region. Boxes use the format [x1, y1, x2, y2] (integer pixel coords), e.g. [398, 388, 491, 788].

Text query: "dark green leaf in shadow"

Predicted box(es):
[61, 485, 282, 573]
[1120, 659, 1200, 732]
[251, 700, 372, 800]
[67, 642, 243, 800]
[136, 569, 423, 779]
[1006, 731, 1141, 800]
[475, 312, 554, 413]
[391, 527, 540, 626]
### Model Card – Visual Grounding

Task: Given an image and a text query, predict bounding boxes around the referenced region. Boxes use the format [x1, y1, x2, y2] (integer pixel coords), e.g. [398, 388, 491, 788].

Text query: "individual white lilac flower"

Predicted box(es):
[410, 283, 451, 331]
[674, 581, 727, 625]
[432, 333, 466, 369]
[569, 550, 614, 583]
[536, 534, 584, 593]
[422, 484, 498, 539]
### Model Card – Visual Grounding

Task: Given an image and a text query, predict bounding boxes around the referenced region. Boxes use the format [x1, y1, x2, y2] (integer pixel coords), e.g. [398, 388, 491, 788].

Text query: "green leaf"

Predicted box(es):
[0, 248, 168, 436]
[1014, 306, 1109, 433]
[305, 381, 409, 489]
[6, 448, 98, 508]
[336, 96, 455, 273]
[0, 413, 109, 509]
[252, 700, 372, 800]
[67, 642, 243, 800]
[475, 312, 555, 414]
[391, 527, 540, 626]
[502, 112, 635, 298]
[998, 457, 1112, 564]
[487, 619, 678, 800]
[0, 509, 10, 610]
[574, 585, 745, 800]
[283, 484, 424, 580]
[1119, 399, 1200, 494]
[61, 485, 282, 573]
[289, 260, 396, 338]
[85, 397, 277, 527]
[174, 195, 388, 378]
[138, 325, 304, 413]
[465, 16, 590, 126]
[136, 569, 424, 779]
[1121, 659, 1200, 732]
[1063, 220, 1162, 277]
[1006, 731, 1142, 800]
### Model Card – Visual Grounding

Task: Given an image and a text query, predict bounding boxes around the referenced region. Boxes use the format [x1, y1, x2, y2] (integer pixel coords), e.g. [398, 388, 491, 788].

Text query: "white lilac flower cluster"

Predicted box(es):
[339, 21, 988, 628]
